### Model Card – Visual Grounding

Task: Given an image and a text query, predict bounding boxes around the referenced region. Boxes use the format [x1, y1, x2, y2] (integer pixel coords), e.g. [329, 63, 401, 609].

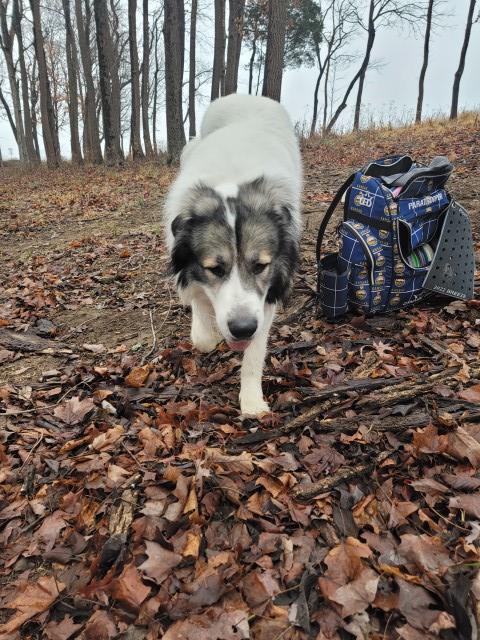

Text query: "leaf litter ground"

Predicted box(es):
[1, 115, 480, 639]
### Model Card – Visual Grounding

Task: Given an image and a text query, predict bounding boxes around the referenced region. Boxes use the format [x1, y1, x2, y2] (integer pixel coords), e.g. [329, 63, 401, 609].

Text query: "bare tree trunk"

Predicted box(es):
[322, 57, 331, 134]
[353, 0, 375, 131]
[262, 0, 287, 101]
[11, 0, 38, 163]
[248, 36, 256, 94]
[225, 0, 245, 95]
[30, 58, 41, 158]
[109, 0, 124, 157]
[29, 0, 60, 167]
[211, 0, 225, 100]
[75, 0, 102, 163]
[0, 2, 27, 161]
[415, 0, 434, 123]
[450, 0, 476, 120]
[142, 0, 154, 156]
[327, 6, 375, 133]
[94, 0, 123, 165]
[310, 44, 325, 137]
[152, 16, 160, 152]
[188, 0, 197, 137]
[0, 84, 17, 141]
[164, 0, 186, 163]
[62, 0, 83, 164]
[129, 0, 144, 158]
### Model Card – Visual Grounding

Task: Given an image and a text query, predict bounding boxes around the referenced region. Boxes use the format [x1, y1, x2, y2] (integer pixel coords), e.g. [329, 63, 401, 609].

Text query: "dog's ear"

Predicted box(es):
[266, 218, 299, 304]
[268, 205, 293, 227]
[171, 213, 191, 237]
[171, 213, 194, 275]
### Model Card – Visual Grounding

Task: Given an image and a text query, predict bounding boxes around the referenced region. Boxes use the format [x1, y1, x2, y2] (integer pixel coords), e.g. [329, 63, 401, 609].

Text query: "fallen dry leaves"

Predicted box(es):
[1, 126, 480, 638]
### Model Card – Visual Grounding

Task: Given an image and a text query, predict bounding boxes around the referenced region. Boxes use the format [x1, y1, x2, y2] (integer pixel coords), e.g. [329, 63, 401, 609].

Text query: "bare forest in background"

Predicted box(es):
[0, 0, 478, 167]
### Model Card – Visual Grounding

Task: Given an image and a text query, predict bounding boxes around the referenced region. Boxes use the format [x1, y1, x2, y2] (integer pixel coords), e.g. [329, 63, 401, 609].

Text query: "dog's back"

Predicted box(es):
[166, 94, 302, 249]
[199, 94, 293, 139]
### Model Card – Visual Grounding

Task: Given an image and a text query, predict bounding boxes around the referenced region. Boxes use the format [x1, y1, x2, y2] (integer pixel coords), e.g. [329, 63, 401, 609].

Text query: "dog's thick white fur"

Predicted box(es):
[164, 94, 302, 416]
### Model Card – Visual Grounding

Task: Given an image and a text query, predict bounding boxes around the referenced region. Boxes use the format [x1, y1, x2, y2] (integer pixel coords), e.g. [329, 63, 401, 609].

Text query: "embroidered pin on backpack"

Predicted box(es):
[317, 155, 475, 320]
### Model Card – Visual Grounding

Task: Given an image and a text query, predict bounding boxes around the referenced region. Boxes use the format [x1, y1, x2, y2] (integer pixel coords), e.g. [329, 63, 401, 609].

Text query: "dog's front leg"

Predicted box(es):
[190, 294, 222, 353]
[239, 304, 275, 417]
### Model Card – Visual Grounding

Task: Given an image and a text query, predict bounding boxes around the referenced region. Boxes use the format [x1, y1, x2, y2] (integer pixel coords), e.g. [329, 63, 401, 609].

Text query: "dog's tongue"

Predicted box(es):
[228, 340, 251, 352]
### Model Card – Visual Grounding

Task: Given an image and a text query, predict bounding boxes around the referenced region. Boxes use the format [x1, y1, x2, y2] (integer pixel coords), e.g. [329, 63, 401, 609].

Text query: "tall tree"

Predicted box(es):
[0, 1, 26, 161]
[30, 57, 41, 158]
[75, 0, 102, 163]
[450, 0, 477, 119]
[128, 0, 144, 158]
[62, 0, 83, 164]
[29, 0, 60, 167]
[163, 0, 186, 163]
[211, 0, 225, 100]
[142, 0, 154, 156]
[188, 0, 197, 137]
[416, 0, 434, 123]
[11, 0, 39, 163]
[243, 1, 267, 95]
[261, 0, 287, 101]
[310, 0, 351, 137]
[325, 0, 420, 133]
[152, 13, 161, 152]
[94, 0, 123, 165]
[225, 0, 245, 95]
[108, 0, 123, 156]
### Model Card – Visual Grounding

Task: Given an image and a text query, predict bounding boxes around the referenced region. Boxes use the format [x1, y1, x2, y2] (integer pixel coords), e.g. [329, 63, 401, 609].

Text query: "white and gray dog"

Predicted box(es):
[164, 94, 302, 416]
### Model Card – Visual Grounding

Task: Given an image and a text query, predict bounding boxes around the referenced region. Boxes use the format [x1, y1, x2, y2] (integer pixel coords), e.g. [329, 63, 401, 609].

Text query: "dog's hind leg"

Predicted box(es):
[191, 294, 222, 353]
[239, 303, 275, 417]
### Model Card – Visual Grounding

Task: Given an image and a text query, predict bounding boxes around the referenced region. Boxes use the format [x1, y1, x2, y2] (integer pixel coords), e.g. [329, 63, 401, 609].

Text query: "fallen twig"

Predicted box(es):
[292, 450, 392, 501]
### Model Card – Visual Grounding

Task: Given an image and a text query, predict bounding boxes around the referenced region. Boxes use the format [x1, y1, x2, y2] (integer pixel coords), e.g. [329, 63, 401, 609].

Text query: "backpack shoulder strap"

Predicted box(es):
[316, 173, 355, 266]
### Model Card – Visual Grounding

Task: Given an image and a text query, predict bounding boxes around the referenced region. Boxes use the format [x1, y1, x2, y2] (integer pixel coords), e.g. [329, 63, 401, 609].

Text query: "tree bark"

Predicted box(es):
[225, 0, 245, 95]
[109, 0, 124, 158]
[30, 58, 41, 159]
[211, 0, 226, 100]
[0, 1, 27, 161]
[29, 0, 60, 167]
[164, 0, 186, 163]
[94, 0, 123, 165]
[62, 0, 83, 164]
[128, 0, 145, 158]
[322, 57, 331, 134]
[11, 0, 39, 163]
[152, 16, 160, 152]
[248, 35, 256, 94]
[142, 0, 154, 156]
[415, 0, 434, 123]
[188, 0, 197, 138]
[353, 0, 375, 131]
[310, 44, 325, 137]
[75, 0, 102, 163]
[450, 0, 476, 120]
[261, 0, 287, 101]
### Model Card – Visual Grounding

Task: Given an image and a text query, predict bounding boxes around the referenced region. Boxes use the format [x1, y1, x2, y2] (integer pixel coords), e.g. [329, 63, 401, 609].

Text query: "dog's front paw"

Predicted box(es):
[240, 394, 270, 418]
[191, 327, 221, 353]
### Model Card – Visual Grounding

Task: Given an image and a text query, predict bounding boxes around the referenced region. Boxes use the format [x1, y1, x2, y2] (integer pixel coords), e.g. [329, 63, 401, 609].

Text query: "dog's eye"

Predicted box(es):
[253, 262, 269, 275]
[206, 265, 225, 278]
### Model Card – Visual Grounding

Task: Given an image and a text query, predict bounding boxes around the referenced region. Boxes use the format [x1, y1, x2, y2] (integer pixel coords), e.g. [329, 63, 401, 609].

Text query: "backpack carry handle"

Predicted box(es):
[315, 173, 355, 266]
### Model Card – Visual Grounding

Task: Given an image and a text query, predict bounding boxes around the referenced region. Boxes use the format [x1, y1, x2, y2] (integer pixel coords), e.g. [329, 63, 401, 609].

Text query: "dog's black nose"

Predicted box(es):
[228, 318, 257, 340]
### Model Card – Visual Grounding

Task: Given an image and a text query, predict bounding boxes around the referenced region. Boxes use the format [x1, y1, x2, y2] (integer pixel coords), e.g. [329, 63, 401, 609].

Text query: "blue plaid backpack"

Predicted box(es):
[317, 155, 475, 320]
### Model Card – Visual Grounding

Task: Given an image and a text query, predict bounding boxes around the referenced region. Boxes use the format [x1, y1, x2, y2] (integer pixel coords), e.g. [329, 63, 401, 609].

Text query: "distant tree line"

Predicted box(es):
[0, 0, 477, 166]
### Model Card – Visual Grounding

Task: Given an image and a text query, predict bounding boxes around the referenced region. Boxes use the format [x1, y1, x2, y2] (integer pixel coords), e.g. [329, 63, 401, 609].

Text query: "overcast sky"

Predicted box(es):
[0, 0, 478, 159]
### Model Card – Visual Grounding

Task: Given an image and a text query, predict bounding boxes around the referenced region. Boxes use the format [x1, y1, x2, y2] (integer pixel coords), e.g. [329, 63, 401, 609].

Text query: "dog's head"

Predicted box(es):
[170, 178, 299, 350]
